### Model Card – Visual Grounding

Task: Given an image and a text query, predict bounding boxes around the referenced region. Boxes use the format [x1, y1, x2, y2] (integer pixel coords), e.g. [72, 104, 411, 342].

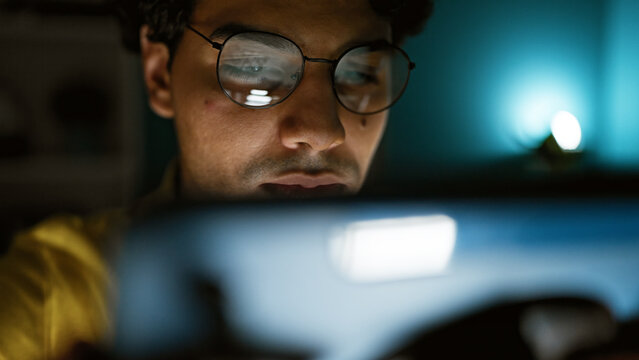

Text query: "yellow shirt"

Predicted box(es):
[0, 165, 177, 360]
[0, 210, 125, 360]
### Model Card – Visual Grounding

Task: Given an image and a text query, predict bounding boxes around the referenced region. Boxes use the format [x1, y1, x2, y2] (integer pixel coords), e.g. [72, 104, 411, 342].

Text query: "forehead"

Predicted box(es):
[191, 0, 391, 56]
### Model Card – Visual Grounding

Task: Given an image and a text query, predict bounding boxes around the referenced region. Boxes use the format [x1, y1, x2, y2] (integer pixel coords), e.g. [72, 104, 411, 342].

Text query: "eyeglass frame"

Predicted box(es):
[186, 24, 416, 115]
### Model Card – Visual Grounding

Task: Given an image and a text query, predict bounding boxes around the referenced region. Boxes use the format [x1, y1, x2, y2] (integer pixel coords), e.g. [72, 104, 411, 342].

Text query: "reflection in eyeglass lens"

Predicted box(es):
[219, 33, 303, 108]
[336, 45, 409, 114]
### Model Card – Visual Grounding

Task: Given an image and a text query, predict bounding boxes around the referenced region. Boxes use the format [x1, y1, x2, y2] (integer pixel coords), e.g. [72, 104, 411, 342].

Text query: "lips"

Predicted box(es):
[260, 173, 349, 198]
[266, 174, 345, 188]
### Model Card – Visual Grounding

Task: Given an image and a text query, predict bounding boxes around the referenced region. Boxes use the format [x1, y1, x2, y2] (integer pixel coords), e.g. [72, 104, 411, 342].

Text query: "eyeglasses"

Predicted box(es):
[187, 25, 415, 115]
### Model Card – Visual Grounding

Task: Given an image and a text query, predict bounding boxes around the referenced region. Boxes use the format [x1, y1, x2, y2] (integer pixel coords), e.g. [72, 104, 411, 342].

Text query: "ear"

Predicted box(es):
[140, 25, 175, 119]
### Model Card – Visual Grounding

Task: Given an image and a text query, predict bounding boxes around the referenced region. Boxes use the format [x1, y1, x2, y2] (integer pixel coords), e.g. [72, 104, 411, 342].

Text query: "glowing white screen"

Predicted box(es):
[330, 215, 457, 283]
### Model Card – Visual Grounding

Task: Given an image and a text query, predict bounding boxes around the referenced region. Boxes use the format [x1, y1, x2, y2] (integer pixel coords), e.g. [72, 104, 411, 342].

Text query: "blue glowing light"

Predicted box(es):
[500, 70, 586, 151]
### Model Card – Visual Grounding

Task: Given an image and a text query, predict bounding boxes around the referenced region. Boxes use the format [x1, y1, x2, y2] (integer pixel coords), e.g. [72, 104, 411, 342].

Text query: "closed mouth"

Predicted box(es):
[260, 173, 349, 198]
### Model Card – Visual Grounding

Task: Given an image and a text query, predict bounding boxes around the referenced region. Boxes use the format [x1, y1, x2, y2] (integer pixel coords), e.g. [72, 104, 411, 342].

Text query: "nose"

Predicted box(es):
[278, 63, 346, 152]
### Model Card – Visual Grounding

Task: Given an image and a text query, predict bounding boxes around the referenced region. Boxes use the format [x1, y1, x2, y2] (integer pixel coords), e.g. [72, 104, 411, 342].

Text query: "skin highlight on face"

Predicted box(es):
[141, 0, 392, 200]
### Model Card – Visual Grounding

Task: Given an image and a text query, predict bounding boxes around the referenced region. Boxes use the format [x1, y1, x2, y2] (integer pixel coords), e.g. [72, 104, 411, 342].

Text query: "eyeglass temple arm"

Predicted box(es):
[187, 25, 223, 50]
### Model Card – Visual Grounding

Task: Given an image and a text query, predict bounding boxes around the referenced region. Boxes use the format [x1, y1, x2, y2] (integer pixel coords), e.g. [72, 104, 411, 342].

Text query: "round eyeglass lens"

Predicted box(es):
[217, 32, 304, 109]
[334, 43, 411, 115]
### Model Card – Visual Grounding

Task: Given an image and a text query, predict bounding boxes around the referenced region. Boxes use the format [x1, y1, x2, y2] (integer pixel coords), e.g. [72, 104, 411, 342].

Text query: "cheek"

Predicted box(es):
[175, 95, 279, 192]
[182, 96, 278, 163]
[343, 111, 388, 156]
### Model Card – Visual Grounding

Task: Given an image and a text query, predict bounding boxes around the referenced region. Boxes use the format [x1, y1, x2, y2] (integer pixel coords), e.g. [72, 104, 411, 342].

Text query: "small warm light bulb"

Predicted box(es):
[551, 111, 582, 151]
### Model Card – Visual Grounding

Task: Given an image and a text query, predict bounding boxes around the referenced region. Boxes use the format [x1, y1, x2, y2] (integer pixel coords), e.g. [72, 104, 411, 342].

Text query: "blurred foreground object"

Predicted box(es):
[110, 199, 639, 359]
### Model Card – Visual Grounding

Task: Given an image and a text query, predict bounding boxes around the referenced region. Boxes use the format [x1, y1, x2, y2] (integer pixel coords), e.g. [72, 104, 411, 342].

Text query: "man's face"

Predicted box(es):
[142, 0, 392, 199]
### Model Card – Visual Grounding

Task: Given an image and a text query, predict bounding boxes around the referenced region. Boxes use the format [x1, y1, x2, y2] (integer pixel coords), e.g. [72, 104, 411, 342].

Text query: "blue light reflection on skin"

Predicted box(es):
[114, 201, 639, 360]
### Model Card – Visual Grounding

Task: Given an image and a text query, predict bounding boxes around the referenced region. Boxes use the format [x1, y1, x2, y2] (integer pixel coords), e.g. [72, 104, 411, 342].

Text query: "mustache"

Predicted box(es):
[241, 153, 360, 182]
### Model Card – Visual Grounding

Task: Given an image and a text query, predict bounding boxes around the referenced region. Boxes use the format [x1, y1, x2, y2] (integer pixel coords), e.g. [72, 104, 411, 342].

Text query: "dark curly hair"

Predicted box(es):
[114, 0, 434, 57]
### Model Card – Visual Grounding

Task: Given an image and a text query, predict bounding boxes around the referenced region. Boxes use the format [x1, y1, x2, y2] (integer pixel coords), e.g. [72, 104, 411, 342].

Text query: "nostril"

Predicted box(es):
[279, 113, 345, 152]
[285, 131, 344, 151]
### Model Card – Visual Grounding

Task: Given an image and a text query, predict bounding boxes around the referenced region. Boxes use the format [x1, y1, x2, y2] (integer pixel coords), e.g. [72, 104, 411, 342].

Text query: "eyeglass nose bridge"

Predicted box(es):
[296, 56, 339, 90]
[304, 56, 338, 65]
[292, 57, 339, 107]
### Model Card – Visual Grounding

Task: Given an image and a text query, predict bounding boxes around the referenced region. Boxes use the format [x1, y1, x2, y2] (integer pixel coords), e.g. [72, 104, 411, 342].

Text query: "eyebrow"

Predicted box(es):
[208, 23, 302, 54]
[209, 23, 265, 40]
[207, 22, 391, 58]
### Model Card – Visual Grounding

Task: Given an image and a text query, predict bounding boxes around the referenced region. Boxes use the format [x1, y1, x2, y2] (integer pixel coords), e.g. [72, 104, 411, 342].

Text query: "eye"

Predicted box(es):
[335, 64, 382, 88]
[336, 70, 380, 86]
[220, 57, 282, 80]
[219, 54, 302, 92]
[234, 64, 266, 75]
[225, 57, 271, 74]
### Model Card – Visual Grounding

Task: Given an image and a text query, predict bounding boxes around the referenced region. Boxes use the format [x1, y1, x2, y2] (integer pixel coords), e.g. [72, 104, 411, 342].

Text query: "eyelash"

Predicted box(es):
[337, 71, 380, 85]
[221, 66, 284, 88]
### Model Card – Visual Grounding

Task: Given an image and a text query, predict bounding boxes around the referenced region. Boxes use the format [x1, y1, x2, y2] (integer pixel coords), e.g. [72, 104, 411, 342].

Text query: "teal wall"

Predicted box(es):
[601, 0, 639, 168]
[383, 0, 637, 181]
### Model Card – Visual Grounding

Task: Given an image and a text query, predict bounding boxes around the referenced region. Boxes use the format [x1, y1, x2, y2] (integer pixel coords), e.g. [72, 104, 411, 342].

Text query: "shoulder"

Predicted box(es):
[13, 209, 127, 270]
[0, 208, 127, 359]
